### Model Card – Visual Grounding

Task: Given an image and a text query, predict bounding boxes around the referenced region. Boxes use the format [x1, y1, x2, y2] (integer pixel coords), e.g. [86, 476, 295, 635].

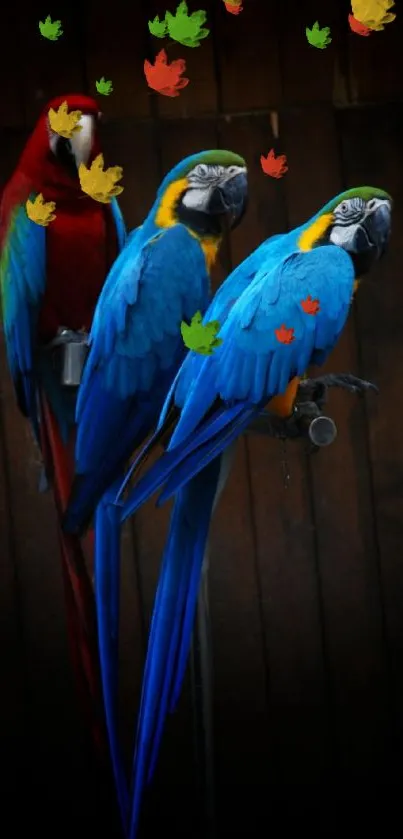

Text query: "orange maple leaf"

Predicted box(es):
[301, 295, 320, 315]
[260, 148, 288, 179]
[224, 0, 243, 14]
[348, 13, 372, 35]
[144, 49, 190, 98]
[275, 324, 295, 345]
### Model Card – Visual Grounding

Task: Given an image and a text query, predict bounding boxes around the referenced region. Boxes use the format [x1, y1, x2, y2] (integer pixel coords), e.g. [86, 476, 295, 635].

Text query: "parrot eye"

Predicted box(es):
[340, 201, 349, 214]
[195, 164, 210, 179]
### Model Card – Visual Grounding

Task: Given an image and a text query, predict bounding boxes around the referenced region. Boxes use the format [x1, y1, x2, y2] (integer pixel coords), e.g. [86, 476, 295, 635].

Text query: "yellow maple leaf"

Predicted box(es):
[48, 100, 83, 139]
[78, 153, 124, 203]
[351, 0, 396, 29]
[26, 193, 56, 226]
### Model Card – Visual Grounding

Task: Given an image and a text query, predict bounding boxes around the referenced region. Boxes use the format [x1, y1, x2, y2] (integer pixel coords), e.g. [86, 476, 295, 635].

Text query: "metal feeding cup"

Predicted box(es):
[48, 328, 90, 387]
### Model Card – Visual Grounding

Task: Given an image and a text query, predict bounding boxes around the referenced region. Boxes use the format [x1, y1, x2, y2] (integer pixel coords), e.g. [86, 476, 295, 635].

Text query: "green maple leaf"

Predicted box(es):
[181, 311, 223, 356]
[305, 21, 332, 49]
[149, 14, 168, 37]
[96, 77, 113, 95]
[165, 1, 210, 48]
[38, 15, 63, 41]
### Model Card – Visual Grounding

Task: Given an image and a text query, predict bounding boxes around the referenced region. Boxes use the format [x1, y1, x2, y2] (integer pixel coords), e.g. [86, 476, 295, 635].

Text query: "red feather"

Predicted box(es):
[1, 94, 121, 768]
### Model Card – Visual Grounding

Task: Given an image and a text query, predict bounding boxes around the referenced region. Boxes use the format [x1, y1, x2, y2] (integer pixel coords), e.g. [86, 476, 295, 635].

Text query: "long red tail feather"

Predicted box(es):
[39, 391, 108, 763]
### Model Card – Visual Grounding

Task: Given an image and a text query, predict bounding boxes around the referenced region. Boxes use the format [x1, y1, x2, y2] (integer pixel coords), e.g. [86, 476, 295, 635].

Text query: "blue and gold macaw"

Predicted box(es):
[118, 186, 392, 839]
[62, 150, 248, 828]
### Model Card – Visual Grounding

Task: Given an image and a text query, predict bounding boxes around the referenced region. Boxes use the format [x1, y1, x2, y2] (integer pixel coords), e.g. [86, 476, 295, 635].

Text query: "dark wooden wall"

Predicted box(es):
[1, 1, 403, 836]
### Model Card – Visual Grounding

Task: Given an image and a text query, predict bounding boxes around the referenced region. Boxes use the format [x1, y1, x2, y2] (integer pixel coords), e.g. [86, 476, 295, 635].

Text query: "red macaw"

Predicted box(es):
[0, 93, 126, 759]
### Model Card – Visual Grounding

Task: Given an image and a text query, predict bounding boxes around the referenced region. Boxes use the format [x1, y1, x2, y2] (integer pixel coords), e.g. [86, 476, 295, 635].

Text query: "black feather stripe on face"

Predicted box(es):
[332, 197, 365, 226]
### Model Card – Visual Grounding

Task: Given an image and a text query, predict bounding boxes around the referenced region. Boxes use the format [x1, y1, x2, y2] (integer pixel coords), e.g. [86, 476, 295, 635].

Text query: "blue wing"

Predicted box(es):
[64, 223, 211, 532]
[0, 199, 46, 436]
[121, 244, 354, 518]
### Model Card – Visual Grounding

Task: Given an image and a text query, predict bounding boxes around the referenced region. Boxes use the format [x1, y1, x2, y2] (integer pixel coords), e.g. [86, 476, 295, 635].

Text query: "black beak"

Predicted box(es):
[54, 136, 77, 178]
[208, 172, 248, 229]
[355, 201, 392, 258]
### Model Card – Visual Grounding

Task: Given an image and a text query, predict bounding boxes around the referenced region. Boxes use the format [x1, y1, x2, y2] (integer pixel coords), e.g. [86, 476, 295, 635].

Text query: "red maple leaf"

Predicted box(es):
[224, 0, 243, 14]
[301, 295, 320, 315]
[348, 13, 372, 36]
[275, 324, 295, 344]
[260, 148, 288, 179]
[144, 49, 190, 98]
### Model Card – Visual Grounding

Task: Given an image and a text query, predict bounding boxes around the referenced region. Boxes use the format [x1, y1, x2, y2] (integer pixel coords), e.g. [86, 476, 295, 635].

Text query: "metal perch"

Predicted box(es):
[192, 371, 378, 837]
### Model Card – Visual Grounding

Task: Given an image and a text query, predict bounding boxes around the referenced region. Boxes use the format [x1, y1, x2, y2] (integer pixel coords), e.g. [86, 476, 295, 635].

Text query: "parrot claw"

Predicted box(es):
[299, 373, 379, 402]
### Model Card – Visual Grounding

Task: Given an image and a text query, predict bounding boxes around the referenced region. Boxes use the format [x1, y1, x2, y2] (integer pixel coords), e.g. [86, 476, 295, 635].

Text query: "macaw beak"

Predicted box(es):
[70, 114, 96, 168]
[208, 169, 248, 229]
[354, 199, 392, 259]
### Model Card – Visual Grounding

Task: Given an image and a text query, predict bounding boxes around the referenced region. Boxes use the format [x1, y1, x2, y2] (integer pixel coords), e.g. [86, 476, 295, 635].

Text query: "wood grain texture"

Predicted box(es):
[284, 104, 389, 794]
[339, 103, 403, 789]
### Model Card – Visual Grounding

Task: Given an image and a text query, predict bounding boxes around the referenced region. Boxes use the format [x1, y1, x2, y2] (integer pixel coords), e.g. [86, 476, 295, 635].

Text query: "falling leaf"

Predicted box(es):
[48, 101, 83, 140]
[148, 14, 168, 37]
[348, 13, 373, 35]
[306, 21, 332, 49]
[26, 193, 56, 227]
[39, 15, 63, 40]
[351, 0, 396, 29]
[144, 49, 190, 97]
[78, 154, 124, 204]
[96, 77, 113, 95]
[275, 324, 295, 345]
[181, 311, 223, 355]
[260, 149, 288, 179]
[165, 1, 210, 48]
[223, 0, 243, 14]
[301, 295, 320, 315]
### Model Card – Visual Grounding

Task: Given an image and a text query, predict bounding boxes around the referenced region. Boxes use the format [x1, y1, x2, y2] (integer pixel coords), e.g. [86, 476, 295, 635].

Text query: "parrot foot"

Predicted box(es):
[299, 372, 378, 409]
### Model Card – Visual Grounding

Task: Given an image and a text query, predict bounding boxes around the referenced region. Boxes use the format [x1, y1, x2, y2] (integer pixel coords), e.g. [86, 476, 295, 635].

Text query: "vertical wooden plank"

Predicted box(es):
[219, 112, 330, 810]
[0, 341, 28, 811]
[348, 14, 403, 103]
[284, 104, 389, 793]
[0, 9, 25, 127]
[100, 118, 160, 230]
[148, 0, 217, 117]
[17, 2, 86, 126]
[85, 0, 150, 118]
[280, 0, 344, 105]
[339, 103, 403, 784]
[213, 0, 282, 112]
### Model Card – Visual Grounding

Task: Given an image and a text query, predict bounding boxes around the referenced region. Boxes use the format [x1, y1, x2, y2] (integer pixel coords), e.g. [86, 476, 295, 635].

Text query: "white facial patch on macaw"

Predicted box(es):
[48, 114, 95, 167]
[329, 196, 390, 253]
[69, 115, 95, 166]
[182, 163, 246, 212]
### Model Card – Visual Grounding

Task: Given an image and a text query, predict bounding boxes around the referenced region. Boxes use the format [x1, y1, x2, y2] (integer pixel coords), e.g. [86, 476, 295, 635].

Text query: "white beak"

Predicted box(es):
[70, 114, 95, 167]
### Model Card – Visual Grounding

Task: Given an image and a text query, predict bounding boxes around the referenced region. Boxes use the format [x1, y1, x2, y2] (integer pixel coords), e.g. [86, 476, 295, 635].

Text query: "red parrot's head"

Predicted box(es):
[45, 93, 101, 176]
[16, 93, 103, 199]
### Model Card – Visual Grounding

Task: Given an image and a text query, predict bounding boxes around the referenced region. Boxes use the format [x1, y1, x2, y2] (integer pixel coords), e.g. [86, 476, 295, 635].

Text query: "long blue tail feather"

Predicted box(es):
[95, 481, 129, 831]
[128, 460, 220, 839]
[157, 405, 257, 504]
[120, 401, 251, 523]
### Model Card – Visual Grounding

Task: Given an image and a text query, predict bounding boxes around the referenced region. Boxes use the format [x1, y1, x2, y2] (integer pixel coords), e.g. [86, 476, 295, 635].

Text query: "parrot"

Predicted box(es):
[62, 150, 249, 827]
[117, 186, 392, 839]
[0, 93, 126, 763]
